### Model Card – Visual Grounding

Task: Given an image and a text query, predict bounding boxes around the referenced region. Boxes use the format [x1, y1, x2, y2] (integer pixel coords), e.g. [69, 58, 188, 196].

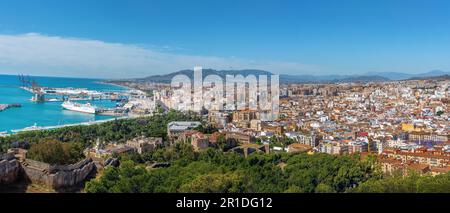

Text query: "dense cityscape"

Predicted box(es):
[122, 74, 450, 177]
[2, 5, 450, 213]
[1, 72, 448, 193]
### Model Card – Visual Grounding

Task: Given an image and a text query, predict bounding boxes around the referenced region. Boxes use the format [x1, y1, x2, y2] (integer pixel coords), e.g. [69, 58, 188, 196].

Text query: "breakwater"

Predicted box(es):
[0, 103, 21, 111]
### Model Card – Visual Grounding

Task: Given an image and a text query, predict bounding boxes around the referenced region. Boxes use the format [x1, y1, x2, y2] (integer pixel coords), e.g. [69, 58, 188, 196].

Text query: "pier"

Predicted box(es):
[20, 86, 127, 103]
[18, 76, 131, 104]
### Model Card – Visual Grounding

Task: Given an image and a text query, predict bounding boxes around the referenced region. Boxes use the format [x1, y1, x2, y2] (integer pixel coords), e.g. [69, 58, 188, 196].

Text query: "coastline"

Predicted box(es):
[9, 116, 130, 134]
[96, 80, 134, 91]
[7, 113, 157, 135]
[98, 80, 148, 95]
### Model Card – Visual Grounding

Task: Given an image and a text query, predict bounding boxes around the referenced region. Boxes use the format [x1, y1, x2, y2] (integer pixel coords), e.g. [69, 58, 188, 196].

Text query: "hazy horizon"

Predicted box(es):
[1, 67, 448, 80]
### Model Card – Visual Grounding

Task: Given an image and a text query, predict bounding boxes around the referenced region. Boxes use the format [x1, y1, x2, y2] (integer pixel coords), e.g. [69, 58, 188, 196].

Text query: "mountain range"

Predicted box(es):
[363, 70, 450, 80]
[134, 69, 273, 83]
[119, 69, 450, 84]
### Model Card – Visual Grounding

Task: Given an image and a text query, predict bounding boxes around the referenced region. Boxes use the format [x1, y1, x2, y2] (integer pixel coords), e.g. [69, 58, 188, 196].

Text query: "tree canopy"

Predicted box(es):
[348, 172, 450, 193]
[85, 146, 379, 193]
[27, 139, 84, 165]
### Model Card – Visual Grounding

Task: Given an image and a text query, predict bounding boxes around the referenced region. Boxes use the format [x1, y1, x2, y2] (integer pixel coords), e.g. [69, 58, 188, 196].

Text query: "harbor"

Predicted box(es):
[0, 74, 155, 133]
[18, 75, 130, 115]
[20, 86, 128, 103]
[0, 74, 135, 133]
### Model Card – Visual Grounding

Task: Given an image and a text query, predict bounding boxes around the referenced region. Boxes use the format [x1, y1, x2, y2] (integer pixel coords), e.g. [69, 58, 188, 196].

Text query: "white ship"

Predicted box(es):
[11, 123, 44, 133]
[0, 131, 9, 137]
[61, 101, 97, 114]
[23, 123, 44, 131]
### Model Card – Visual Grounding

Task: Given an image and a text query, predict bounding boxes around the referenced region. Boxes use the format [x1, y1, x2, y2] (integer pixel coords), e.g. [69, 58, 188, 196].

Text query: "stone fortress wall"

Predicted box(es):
[1, 148, 96, 189]
[0, 152, 20, 184]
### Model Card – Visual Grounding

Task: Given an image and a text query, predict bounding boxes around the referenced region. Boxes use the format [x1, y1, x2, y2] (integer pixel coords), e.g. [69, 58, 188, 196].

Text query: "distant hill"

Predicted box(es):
[111, 69, 449, 84]
[134, 69, 273, 83]
[279, 74, 389, 83]
[333, 75, 390, 83]
[406, 74, 450, 81]
[366, 70, 450, 80]
[129, 69, 389, 84]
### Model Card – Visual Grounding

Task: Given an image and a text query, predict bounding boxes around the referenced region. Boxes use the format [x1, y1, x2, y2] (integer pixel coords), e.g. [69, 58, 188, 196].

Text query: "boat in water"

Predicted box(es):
[61, 101, 97, 114]
[11, 123, 44, 133]
[0, 131, 8, 137]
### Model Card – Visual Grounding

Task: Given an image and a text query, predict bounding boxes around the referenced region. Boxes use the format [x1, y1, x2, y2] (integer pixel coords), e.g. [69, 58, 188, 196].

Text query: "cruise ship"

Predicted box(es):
[61, 101, 97, 114]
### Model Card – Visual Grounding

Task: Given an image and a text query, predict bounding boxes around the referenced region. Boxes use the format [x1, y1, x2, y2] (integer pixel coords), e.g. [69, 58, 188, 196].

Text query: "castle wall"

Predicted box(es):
[0, 153, 20, 184]
[21, 158, 95, 189]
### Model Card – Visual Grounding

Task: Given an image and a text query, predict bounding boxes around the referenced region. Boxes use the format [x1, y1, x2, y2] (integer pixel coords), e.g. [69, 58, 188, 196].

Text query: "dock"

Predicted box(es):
[20, 86, 127, 103]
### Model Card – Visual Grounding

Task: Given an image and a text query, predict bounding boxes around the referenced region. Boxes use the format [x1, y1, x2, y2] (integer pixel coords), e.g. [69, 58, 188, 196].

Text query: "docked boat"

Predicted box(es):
[61, 101, 97, 114]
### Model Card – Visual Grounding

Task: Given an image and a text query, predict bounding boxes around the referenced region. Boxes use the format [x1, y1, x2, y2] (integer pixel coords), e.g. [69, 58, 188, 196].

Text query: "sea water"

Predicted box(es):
[0, 74, 127, 132]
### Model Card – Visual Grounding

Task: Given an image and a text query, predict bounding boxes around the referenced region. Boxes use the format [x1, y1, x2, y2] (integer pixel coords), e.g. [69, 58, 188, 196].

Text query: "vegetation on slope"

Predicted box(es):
[0, 109, 201, 153]
[2, 109, 449, 193]
[348, 172, 450, 193]
[85, 145, 379, 193]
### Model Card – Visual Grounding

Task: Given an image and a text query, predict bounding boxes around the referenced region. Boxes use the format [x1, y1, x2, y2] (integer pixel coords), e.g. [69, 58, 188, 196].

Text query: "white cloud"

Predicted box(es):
[0, 33, 320, 78]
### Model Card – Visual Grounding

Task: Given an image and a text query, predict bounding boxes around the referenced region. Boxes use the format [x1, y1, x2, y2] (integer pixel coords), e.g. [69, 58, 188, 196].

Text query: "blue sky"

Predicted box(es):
[0, 0, 450, 78]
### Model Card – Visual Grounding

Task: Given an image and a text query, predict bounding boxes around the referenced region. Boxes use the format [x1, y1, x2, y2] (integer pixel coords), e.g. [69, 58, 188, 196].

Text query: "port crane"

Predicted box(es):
[18, 75, 45, 102]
